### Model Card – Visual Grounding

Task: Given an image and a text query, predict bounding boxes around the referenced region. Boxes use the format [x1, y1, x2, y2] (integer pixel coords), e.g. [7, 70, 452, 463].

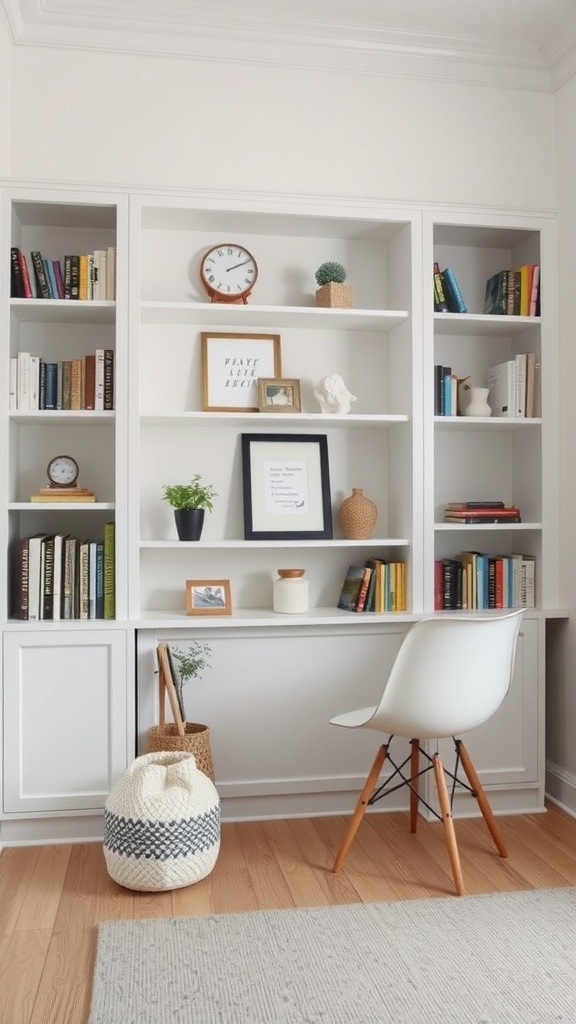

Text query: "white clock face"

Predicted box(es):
[48, 455, 78, 486]
[201, 244, 258, 299]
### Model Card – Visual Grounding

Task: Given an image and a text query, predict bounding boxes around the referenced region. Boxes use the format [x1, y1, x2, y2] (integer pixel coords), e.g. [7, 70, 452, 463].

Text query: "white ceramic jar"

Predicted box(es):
[273, 568, 309, 614]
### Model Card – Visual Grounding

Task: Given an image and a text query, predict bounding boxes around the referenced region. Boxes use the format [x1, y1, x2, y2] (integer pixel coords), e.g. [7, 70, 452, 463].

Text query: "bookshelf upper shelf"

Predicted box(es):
[140, 301, 408, 331]
[434, 312, 541, 337]
[10, 299, 116, 325]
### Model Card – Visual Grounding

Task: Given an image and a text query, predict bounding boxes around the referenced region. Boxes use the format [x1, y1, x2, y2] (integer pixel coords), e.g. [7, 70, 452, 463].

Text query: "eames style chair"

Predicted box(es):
[330, 610, 523, 895]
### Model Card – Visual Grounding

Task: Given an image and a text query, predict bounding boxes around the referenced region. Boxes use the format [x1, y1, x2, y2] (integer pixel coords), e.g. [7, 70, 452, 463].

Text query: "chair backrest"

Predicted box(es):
[367, 610, 523, 740]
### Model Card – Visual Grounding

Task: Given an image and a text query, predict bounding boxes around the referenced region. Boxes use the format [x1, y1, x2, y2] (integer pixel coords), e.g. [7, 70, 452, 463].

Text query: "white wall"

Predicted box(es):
[9, 46, 556, 210]
[546, 75, 576, 811]
[0, 10, 10, 176]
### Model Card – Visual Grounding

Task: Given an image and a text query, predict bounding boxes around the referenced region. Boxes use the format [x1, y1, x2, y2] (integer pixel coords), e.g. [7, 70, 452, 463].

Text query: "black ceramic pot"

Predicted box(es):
[174, 508, 205, 541]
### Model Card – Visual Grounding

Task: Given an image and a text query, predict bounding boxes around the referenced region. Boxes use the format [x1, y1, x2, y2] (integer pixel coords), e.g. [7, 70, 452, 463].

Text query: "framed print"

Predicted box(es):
[241, 433, 333, 540]
[258, 377, 301, 413]
[201, 332, 281, 412]
[186, 579, 232, 616]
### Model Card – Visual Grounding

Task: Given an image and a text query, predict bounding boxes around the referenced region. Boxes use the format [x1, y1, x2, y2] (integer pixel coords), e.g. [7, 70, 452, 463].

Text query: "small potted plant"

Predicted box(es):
[162, 474, 217, 541]
[147, 641, 215, 781]
[315, 261, 353, 308]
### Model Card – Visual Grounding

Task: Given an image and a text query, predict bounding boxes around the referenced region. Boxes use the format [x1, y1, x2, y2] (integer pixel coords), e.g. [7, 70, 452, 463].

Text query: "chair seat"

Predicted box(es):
[330, 706, 377, 728]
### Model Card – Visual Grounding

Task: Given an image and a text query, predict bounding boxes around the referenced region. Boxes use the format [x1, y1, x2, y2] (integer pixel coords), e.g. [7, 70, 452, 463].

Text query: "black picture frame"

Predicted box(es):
[241, 433, 333, 540]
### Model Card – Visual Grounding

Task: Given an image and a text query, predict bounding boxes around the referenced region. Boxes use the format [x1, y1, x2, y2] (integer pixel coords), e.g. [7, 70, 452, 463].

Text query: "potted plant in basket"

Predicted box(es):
[162, 474, 218, 541]
[315, 261, 353, 308]
[147, 641, 216, 781]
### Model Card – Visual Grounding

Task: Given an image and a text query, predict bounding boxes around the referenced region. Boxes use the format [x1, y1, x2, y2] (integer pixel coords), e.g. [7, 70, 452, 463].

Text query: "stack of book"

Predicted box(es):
[10, 246, 116, 301]
[443, 501, 521, 524]
[13, 522, 115, 621]
[433, 262, 468, 313]
[487, 354, 537, 418]
[337, 558, 406, 613]
[483, 265, 540, 317]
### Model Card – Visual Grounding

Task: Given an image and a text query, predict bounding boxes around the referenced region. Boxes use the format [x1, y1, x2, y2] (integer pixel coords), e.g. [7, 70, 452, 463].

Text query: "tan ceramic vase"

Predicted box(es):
[338, 488, 378, 539]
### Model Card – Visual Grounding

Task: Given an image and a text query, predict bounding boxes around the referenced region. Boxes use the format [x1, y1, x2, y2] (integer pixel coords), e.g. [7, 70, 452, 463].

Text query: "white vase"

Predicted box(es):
[465, 387, 492, 417]
[273, 569, 309, 614]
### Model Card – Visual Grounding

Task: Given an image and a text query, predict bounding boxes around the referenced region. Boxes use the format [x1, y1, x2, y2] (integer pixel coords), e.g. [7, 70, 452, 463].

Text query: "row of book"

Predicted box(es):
[10, 350, 114, 411]
[13, 524, 115, 621]
[434, 352, 537, 418]
[483, 265, 540, 317]
[487, 354, 537, 418]
[337, 559, 407, 613]
[433, 262, 467, 313]
[443, 501, 522, 524]
[434, 551, 535, 610]
[10, 246, 116, 301]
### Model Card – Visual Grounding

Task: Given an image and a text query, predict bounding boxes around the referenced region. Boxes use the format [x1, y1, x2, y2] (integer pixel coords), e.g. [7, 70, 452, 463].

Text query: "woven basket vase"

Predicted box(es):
[146, 722, 215, 782]
[339, 487, 378, 540]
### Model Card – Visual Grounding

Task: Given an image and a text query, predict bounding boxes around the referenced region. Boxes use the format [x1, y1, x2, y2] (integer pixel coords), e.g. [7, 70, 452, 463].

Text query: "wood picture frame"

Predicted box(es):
[258, 377, 301, 413]
[185, 578, 232, 616]
[241, 433, 333, 540]
[201, 332, 281, 412]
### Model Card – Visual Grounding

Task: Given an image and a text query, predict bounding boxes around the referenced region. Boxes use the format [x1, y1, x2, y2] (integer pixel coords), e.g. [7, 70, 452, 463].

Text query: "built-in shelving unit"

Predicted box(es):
[0, 186, 563, 840]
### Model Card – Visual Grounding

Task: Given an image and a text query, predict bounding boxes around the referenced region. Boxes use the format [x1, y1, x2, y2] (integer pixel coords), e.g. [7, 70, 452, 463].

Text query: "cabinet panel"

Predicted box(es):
[2, 629, 129, 813]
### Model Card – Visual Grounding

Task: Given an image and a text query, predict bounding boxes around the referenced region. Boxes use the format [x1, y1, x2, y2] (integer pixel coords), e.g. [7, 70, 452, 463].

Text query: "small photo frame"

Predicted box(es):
[186, 579, 232, 616]
[258, 377, 301, 413]
[201, 332, 282, 412]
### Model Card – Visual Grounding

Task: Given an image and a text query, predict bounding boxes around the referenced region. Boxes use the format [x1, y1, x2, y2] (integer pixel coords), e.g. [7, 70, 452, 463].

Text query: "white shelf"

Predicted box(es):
[435, 416, 541, 430]
[140, 301, 408, 331]
[140, 537, 410, 549]
[10, 298, 116, 324]
[10, 411, 115, 425]
[434, 313, 541, 336]
[9, 502, 115, 511]
[137, 607, 421, 628]
[141, 412, 409, 427]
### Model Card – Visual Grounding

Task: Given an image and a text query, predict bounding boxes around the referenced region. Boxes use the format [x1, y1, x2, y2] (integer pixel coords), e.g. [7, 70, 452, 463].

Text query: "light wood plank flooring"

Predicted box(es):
[2, 803, 576, 1024]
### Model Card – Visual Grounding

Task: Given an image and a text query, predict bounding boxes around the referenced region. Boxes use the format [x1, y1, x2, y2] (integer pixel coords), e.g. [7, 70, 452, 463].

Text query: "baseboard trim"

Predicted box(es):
[545, 760, 576, 817]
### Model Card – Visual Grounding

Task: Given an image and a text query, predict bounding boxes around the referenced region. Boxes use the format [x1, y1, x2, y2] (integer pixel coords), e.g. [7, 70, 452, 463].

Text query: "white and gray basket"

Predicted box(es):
[104, 750, 220, 891]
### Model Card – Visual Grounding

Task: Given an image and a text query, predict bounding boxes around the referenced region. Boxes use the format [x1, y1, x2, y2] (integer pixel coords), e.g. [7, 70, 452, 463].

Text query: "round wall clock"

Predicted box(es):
[200, 243, 258, 304]
[47, 454, 79, 488]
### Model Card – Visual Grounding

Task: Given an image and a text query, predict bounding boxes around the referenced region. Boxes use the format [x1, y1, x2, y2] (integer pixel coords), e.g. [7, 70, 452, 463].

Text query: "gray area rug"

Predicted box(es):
[88, 887, 576, 1023]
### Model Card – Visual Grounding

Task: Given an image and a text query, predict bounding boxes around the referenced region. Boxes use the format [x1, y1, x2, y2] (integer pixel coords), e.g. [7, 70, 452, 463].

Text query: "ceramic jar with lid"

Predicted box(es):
[273, 569, 309, 614]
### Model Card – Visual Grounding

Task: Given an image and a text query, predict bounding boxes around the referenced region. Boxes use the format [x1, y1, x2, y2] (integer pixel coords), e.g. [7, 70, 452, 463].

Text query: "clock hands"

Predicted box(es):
[226, 258, 252, 272]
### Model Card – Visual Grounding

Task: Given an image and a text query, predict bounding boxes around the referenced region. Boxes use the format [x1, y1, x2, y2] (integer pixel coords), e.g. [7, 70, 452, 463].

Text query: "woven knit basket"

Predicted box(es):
[104, 751, 220, 892]
[146, 722, 215, 782]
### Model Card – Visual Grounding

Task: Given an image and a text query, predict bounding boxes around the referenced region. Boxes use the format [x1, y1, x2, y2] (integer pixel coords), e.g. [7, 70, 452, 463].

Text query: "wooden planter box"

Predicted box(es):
[315, 282, 353, 308]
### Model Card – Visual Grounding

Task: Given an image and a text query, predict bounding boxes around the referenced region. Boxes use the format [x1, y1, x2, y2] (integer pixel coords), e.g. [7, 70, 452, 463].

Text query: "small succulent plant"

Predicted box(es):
[315, 261, 347, 286]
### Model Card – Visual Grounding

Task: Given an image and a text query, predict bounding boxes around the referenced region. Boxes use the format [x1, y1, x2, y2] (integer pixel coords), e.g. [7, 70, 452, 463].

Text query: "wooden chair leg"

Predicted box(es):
[410, 739, 420, 833]
[456, 740, 508, 858]
[433, 753, 465, 896]
[332, 744, 388, 873]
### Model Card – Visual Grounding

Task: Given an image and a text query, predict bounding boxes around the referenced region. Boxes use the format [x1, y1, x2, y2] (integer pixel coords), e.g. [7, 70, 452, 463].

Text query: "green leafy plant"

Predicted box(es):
[168, 642, 213, 720]
[161, 474, 217, 511]
[315, 261, 347, 286]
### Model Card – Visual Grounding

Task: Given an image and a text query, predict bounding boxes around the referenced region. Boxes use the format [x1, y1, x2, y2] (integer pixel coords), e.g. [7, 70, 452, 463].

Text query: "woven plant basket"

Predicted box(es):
[315, 282, 353, 308]
[147, 643, 216, 783]
[147, 722, 215, 782]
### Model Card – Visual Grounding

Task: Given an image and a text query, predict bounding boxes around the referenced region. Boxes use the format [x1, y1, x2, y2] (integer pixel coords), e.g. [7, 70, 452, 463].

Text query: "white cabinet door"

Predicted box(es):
[3, 630, 129, 813]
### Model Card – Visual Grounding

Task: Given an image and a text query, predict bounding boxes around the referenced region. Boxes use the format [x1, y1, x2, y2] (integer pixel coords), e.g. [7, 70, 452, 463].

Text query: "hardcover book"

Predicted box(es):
[337, 565, 366, 611]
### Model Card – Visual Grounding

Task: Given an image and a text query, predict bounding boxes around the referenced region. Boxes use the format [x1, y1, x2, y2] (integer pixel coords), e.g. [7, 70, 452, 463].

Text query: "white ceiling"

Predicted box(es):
[3, 0, 576, 90]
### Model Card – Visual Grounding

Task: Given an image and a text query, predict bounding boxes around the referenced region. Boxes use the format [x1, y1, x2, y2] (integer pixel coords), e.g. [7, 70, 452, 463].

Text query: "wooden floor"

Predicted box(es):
[1, 802, 576, 1023]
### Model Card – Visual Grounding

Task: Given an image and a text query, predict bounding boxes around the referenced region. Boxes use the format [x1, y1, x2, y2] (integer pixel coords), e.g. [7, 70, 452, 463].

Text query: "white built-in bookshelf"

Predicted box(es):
[0, 186, 564, 842]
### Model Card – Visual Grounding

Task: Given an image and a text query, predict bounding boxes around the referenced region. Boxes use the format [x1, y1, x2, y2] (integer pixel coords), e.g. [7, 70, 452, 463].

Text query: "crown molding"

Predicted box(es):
[2, 0, 576, 91]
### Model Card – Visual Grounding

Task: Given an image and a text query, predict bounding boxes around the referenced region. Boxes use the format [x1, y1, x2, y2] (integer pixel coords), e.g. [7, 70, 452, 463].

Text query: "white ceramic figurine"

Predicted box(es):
[313, 373, 357, 415]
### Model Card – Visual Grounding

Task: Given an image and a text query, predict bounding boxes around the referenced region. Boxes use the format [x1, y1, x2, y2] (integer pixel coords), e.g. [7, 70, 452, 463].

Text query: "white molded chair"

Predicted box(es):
[330, 610, 523, 895]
